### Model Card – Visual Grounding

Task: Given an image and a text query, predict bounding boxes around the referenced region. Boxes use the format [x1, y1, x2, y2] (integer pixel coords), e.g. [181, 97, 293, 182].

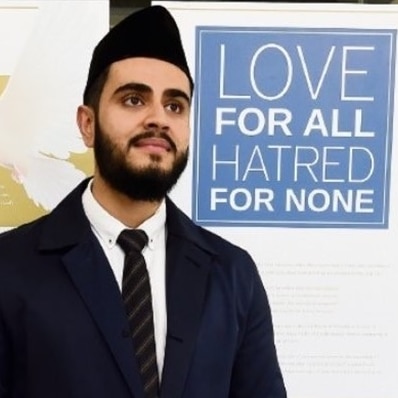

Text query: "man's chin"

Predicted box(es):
[128, 158, 175, 174]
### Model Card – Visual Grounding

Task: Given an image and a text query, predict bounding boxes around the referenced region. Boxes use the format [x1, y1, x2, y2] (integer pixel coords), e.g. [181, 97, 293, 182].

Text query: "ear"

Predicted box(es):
[77, 105, 95, 148]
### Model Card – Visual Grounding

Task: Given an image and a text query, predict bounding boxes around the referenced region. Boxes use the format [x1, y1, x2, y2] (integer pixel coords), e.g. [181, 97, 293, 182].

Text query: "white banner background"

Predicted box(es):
[156, 2, 398, 397]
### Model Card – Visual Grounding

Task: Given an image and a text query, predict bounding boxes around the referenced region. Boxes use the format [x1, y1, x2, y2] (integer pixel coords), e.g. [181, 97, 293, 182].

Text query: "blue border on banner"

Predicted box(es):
[192, 27, 396, 228]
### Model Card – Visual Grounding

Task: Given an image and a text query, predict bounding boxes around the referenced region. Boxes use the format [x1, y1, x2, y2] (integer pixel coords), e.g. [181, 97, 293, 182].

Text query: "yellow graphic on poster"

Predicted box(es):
[0, 1, 108, 228]
[0, 75, 8, 94]
[1, 74, 93, 226]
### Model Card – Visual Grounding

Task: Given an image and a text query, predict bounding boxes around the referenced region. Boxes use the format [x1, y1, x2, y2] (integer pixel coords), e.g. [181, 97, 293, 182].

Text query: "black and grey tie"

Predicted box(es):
[117, 229, 159, 398]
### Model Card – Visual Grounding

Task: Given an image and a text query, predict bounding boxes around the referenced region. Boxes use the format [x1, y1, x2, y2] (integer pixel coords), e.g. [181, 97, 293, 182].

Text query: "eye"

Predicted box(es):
[166, 101, 184, 114]
[123, 95, 144, 107]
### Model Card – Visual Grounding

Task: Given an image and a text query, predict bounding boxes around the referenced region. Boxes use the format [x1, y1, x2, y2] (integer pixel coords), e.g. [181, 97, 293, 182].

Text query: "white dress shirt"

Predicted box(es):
[81, 181, 167, 379]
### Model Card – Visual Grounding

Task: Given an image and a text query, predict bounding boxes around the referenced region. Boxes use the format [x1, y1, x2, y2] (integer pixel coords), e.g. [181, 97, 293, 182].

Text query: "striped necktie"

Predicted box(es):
[118, 229, 159, 398]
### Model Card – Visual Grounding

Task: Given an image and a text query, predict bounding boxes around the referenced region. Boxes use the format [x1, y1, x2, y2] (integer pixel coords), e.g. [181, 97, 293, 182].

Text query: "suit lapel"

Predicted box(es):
[39, 180, 144, 398]
[160, 200, 214, 398]
[62, 235, 144, 398]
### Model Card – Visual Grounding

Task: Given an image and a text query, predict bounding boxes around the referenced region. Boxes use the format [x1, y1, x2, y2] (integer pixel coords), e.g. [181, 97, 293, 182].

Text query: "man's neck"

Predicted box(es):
[90, 176, 162, 228]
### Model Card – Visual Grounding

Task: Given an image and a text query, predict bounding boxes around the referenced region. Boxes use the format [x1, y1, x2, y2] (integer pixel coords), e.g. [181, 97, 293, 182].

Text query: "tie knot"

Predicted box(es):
[117, 229, 148, 254]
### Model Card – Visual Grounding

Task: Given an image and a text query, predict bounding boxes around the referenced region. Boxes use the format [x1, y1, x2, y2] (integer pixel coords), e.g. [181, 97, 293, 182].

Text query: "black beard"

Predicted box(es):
[93, 123, 188, 202]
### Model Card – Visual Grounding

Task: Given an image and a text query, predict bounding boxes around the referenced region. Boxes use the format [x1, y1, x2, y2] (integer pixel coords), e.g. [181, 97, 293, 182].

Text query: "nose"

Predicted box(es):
[143, 103, 169, 131]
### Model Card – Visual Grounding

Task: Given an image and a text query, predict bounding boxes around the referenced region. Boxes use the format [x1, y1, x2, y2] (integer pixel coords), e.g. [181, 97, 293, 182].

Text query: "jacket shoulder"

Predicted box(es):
[0, 216, 47, 250]
[167, 199, 255, 268]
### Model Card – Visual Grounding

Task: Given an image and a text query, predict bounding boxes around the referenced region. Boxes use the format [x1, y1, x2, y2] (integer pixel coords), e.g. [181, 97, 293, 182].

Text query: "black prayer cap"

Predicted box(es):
[83, 5, 193, 104]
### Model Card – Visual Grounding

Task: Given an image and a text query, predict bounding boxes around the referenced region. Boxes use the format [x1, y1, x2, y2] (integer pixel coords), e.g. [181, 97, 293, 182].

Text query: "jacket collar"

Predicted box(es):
[39, 178, 216, 258]
[38, 178, 92, 251]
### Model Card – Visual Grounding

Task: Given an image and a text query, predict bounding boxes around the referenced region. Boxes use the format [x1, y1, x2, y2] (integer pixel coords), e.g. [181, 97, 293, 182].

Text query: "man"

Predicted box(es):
[0, 5, 286, 398]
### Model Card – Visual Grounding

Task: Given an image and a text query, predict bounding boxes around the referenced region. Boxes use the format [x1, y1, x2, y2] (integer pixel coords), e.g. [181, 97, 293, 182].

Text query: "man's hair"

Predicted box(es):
[83, 66, 110, 110]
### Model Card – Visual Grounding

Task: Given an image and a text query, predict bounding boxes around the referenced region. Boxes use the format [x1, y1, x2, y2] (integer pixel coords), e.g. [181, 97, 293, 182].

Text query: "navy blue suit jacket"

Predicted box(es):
[0, 180, 286, 398]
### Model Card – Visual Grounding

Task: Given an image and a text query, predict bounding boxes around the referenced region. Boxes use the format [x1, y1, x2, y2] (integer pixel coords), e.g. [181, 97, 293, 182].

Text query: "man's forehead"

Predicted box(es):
[107, 58, 191, 95]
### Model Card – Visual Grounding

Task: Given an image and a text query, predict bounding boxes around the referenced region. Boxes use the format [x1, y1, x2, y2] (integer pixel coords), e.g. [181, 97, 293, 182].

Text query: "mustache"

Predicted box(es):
[128, 131, 177, 153]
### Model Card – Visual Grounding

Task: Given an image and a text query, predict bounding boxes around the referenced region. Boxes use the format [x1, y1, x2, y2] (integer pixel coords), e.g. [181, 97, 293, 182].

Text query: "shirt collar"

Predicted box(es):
[82, 179, 166, 250]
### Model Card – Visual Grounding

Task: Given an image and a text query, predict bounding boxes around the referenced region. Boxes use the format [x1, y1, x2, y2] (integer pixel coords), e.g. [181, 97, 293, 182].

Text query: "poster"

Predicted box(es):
[156, 2, 398, 397]
[0, 1, 109, 230]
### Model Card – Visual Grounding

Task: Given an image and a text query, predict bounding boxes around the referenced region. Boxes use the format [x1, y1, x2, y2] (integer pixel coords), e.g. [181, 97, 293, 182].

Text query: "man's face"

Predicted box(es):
[91, 57, 191, 201]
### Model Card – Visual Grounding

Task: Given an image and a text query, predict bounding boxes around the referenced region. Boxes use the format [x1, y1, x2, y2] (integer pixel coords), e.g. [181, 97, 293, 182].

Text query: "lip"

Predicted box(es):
[133, 137, 172, 153]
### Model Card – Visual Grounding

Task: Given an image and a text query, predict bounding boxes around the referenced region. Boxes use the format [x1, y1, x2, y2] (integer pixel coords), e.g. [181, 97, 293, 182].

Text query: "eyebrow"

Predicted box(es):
[113, 82, 150, 97]
[113, 82, 191, 104]
[164, 88, 191, 105]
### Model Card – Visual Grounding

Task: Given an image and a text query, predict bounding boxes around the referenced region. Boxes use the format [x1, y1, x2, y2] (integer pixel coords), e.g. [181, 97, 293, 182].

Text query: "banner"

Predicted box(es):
[0, 1, 109, 230]
[156, 2, 398, 397]
[195, 27, 394, 229]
